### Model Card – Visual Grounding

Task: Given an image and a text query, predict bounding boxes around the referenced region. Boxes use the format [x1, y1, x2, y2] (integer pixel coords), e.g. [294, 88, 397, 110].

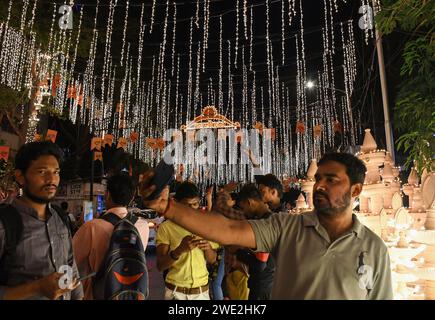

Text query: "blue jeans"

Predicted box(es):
[211, 250, 225, 300]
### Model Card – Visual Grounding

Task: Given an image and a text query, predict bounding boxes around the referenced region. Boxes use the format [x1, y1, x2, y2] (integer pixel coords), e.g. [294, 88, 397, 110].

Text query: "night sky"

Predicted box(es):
[0, 0, 404, 151]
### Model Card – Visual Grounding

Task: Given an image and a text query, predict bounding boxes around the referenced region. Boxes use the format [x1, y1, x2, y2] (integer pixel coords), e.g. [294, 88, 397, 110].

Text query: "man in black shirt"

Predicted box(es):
[233, 184, 275, 300]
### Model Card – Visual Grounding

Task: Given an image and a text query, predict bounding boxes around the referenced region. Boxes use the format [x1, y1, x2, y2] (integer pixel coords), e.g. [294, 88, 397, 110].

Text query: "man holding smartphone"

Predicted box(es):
[0, 142, 83, 300]
[156, 182, 218, 300]
[141, 153, 393, 300]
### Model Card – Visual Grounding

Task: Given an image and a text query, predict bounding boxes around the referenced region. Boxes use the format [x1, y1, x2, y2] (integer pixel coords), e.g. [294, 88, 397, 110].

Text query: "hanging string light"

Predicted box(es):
[120, 0, 129, 67]
[243, 0, 248, 40]
[288, 0, 296, 26]
[0, 0, 15, 85]
[0, 0, 366, 180]
[227, 40, 232, 115]
[235, 0, 240, 68]
[46, 3, 56, 57]
[328, 0, 337, 108]
[150, 0, 156, 34]
[27, 0, 39, 34]
[187, 18, 193, 122]
[249, 5, 253, 71]
[195, 0, 200, 28]
[194, 41, 201, 112]
[281, 0, 285, 65]
[69, 5, 84, 84]
[175, 54, 180, 128]
[137, 3, 145, 103]
[218, 15, 223, 111]
[157, 0, 170, 107]
[149, 55, 156, 130]
[20, 0, 30, 33]
[101, 0, 118, 112]
[251, 70, 256, 122]
[171, 1, 177, 77]
[202, 0, 210, 72]
[242, 47, 247, 126]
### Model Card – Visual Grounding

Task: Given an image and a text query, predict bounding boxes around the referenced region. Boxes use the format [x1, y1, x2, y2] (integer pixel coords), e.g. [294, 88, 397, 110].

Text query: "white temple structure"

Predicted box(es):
[296, 128, 435, 299]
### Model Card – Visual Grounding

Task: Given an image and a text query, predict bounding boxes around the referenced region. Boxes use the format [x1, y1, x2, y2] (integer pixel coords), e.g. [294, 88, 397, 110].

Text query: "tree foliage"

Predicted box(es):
[376, 0, 435, 175]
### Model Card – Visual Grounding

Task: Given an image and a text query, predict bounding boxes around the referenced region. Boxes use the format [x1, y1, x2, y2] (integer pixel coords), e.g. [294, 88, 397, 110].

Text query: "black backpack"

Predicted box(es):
[93, 212, 149, 300]
[0, 203, 72, 284]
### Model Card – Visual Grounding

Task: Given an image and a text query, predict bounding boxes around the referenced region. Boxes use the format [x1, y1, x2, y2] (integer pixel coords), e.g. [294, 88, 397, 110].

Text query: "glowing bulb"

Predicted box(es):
[306, 81, 315, 89]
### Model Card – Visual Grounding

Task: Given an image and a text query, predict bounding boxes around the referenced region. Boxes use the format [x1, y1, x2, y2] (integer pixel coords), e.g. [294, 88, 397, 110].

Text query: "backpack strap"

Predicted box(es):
[0, 204, 23, 284]
[50, 204, 72, 236]
[100, 212, 123, 226]
[126, 212, 139, 225]
[93, 212, 125, 292]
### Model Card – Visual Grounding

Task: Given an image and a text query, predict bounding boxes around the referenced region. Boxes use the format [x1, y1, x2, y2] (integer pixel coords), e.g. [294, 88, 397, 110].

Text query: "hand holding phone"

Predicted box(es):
[76, 271, 97, 282]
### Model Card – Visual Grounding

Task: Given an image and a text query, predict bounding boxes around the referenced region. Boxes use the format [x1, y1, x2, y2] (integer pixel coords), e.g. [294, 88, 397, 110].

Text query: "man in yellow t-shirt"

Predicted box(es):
[156, 182, 218, 300]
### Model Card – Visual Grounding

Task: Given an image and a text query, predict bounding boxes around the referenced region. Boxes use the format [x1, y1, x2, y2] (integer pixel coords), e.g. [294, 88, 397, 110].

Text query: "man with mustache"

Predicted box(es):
[0, 142, 83, 300]
[140, 152, 393, 299]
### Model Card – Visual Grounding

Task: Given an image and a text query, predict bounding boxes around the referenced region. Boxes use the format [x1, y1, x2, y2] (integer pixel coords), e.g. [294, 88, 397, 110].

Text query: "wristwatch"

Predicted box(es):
[169, 250, 179, 260]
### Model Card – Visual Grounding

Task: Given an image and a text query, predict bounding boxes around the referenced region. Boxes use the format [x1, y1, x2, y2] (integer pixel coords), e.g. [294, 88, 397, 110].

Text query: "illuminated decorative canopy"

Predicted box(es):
[180, 106, 241, 131]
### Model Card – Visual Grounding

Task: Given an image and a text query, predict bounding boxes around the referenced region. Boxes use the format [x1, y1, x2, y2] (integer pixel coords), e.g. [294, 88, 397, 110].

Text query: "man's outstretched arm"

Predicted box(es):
[166, 200, 256, 248]
[139, 171, 257, 249]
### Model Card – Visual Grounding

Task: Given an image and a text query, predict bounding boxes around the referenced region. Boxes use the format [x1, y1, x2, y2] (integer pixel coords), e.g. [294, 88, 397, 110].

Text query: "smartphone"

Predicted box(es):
[146, 159, 175, 200]
[77, 271, 97, 282]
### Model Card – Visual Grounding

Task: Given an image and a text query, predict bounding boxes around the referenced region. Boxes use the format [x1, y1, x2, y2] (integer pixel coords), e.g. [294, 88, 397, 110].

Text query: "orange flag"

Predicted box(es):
[146, 138, 156, 149]
[94, 151, 103, 161]
[67, 85, 77, 99]
[253, 121, 264, 135]
[313, 124, 322, 138]
[333, 121, 343, 133]
[296, 121, 306, 134]
[91, 137, 102, 151]
[130, 132, 139, 143]
[77, 94, 84, 107]
[46, 130, 58, 143]
[0, 146, 10, 161]
[270, 128, 276, 140]
[117, 137, 128, 150]
[103, 134, 114, 147]
[86, 96, 92, 109]
[156, 138, 166, 150]
[116, 102, 124, 113]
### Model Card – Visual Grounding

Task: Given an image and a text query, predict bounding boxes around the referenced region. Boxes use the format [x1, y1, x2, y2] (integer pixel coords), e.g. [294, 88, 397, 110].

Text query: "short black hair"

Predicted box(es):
[14, 141, 64, 174]
[236, 184, 263, 205]
[318, 152, 367, 185]
[255, 174, 283, 198]
[282, 188, 301, 208]
[174, 181, 199, 201]
[107, 173, 136, 206]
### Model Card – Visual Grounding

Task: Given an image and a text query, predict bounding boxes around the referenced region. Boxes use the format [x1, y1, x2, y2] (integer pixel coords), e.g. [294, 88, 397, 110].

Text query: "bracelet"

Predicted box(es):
[169, 250, 179, 261]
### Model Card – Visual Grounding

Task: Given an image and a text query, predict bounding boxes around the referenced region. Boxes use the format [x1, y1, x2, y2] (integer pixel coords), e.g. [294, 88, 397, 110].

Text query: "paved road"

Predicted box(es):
[146, 248, 165, 300]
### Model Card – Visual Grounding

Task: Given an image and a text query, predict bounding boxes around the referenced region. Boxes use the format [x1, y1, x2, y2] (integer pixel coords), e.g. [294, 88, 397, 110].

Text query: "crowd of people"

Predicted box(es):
[0, 141, 393, 300]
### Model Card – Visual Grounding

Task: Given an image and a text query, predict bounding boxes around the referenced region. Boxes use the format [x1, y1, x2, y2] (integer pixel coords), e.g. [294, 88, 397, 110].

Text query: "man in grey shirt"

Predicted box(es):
[140, 152, 393, 300]
[0, 141, 83, 300]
